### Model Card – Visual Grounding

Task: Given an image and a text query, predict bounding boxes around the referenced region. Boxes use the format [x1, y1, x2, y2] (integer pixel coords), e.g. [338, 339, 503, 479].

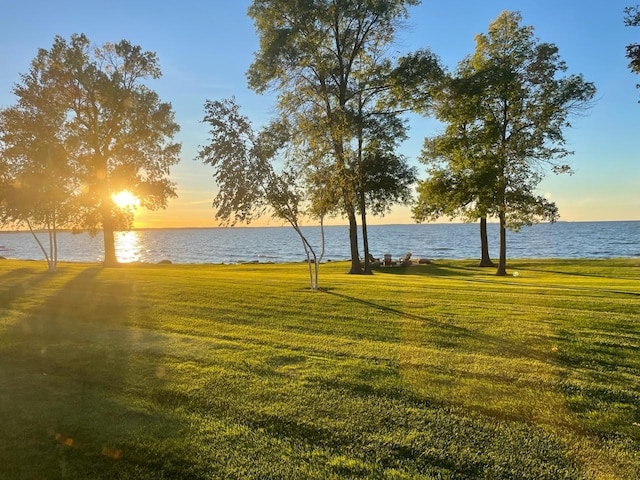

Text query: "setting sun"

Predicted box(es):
[112, 190, 140, 209]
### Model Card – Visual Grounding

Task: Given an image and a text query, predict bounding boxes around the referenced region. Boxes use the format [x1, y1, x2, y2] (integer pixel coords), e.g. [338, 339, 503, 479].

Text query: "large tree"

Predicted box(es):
[421, 11, 595, 276]
[413, 72, 498, 267]
[7, 34, 181, 266]
[246, 0, 422, 274]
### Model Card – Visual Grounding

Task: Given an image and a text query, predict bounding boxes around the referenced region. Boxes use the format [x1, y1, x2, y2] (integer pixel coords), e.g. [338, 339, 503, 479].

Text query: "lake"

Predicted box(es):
[0, 221, 638, 264]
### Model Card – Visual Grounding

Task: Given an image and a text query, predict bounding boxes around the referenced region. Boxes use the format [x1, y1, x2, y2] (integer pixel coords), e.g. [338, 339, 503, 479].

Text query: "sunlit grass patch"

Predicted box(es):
[0, 258, 638, 479]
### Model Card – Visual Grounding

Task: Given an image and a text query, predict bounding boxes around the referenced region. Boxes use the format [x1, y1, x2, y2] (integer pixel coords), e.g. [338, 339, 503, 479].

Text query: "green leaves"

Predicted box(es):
[197, 97, 312, 229]
[414, 11, 595, 275]
[624, 5, 640, 83]
[393, 48, 445, 112]
[197, 97, 270, 225]
[197, 97, 327, 287]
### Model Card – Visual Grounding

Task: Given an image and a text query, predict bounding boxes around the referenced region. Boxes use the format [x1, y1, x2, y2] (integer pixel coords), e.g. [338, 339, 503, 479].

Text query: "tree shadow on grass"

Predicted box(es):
[0, 267, 56, 314]
[372, 262, 492, 278]
[320, 288, 551, 364]
[516, 265, 640, 281]
[0, 266, 185, 480]
[374, 262, 640, 298]
[370, 261, 640, 449]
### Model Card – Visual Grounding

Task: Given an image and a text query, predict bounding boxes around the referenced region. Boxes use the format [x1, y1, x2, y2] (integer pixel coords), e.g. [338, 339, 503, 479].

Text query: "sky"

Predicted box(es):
[1, 0, 638, 228]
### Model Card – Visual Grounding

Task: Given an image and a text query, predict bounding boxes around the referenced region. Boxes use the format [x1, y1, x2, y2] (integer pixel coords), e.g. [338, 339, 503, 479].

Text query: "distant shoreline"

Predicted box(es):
[2, 219, 639, 234]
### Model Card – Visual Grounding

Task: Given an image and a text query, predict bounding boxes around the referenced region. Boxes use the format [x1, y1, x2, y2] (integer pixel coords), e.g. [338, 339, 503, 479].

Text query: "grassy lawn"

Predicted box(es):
[0, 258, 638, 479]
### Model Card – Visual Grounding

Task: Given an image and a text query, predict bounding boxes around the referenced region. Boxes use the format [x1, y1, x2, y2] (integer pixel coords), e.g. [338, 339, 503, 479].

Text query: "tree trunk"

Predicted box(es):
[48, 227, 57, 273]
[360, 196, 372, 275]
[27, 219, 54, 272]
[53, 221, 58, 269]
[496, 212, 507, 276]
[478, 217, 495, 267]
[103, 223, 118, 267]
[102, 201, 118, 267]
[347, 206, 363, 274]
[297, 228, 317, 290]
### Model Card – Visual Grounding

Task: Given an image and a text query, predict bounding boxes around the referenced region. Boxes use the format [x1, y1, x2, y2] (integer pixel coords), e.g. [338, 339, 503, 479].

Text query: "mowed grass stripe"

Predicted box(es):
[0, 258, 638, 479]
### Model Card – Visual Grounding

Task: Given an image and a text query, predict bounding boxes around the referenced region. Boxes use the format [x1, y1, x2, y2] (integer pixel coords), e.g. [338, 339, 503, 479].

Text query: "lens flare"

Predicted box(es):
[112, 190, 140, 209]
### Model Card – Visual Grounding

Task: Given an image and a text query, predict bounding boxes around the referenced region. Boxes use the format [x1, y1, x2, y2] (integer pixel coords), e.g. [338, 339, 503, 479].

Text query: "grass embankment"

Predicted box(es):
[0, 258, 638, 479]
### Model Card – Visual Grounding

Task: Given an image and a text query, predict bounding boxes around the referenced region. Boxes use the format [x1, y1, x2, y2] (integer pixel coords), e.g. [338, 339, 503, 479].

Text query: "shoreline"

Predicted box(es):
[2, 257, 639, 267]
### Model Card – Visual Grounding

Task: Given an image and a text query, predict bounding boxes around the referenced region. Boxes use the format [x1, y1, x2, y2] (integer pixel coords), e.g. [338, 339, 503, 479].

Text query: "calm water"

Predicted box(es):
[0, 222, 638, 264]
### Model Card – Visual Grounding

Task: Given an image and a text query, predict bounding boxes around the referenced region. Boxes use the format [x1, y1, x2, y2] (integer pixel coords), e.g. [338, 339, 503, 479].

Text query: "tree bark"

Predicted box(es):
[295, 225, 317, 290]
[360, 196, 372, 275]
[103, 224, 118, 267]
[52, 215, 58, 269]
[102, 201, 119, 267]
[26, 219, 55, 273]
[347, 206, 363, 274]
[478, 217, 495, 267]
[496, 212, 508, 276]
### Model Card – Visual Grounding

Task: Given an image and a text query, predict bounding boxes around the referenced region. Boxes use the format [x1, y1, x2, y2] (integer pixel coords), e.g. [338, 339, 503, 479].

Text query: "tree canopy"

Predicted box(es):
[197, 97, 325, 289]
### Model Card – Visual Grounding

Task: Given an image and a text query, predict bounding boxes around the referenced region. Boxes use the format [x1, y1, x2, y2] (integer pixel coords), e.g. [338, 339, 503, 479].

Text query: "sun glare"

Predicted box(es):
[112, 190, 140, 209]
[115, 230, 142, 263]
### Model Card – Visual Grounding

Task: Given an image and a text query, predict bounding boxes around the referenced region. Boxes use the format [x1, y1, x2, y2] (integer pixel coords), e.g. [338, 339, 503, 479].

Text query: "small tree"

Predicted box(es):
[196, 97, 325, 289]
[0, 151, 78, 272]
[0, 71, 78, 272]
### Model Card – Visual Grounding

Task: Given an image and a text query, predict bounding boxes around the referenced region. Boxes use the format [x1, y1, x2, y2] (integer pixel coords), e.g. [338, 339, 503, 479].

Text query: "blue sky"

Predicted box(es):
[1, 0, 638, 227]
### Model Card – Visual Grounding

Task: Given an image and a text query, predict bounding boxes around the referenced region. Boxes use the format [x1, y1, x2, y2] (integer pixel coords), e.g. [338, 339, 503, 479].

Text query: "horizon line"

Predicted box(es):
[2, 219, 639, 234]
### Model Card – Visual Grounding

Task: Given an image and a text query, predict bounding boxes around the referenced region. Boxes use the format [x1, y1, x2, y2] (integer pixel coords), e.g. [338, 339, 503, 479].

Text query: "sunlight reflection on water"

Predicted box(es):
[115, 230, 142, 263]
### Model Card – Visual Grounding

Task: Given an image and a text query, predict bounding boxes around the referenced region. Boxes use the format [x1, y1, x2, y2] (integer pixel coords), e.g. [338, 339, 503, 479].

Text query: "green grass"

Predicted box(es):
[0, 258, 639, 479]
